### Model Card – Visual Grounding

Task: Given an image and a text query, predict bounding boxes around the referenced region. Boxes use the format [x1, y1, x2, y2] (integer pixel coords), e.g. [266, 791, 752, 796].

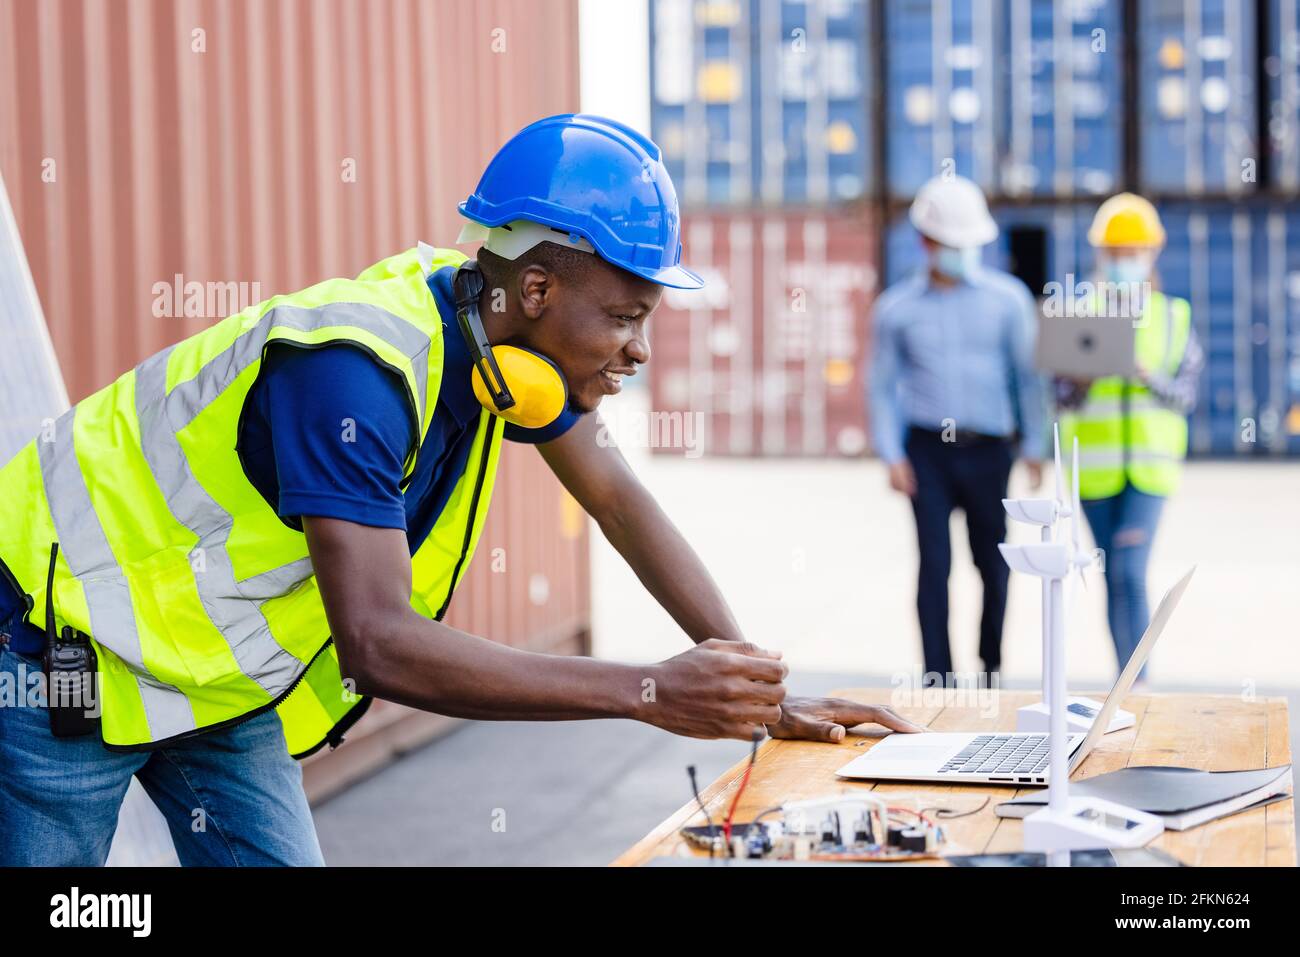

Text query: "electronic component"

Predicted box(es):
[679, 791, 950, 863]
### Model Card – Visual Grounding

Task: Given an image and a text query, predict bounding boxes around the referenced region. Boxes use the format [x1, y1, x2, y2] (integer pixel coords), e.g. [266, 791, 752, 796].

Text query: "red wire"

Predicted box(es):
[722, 761, 756, 845]
[888, 805, 934, 826]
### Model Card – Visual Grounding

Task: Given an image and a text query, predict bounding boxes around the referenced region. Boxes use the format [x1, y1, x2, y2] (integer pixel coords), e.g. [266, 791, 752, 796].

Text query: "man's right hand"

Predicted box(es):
[887, 459, 917, 497]
[641, 639, 787, 740]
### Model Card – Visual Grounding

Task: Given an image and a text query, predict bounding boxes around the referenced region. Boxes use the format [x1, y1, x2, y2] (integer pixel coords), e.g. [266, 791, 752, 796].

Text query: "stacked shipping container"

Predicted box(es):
[650, 0, 1300, 458]
[650, 0, 877, 455]
[886, 0, 1124, 199]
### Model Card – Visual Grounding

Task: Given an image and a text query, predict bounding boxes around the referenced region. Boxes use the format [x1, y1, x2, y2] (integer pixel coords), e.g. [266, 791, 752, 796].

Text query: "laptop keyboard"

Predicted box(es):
[939, 735, 1053, 776]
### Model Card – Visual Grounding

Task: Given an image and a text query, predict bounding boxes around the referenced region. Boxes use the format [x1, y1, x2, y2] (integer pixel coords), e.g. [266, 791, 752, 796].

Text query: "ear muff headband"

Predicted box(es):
[453, 262, 569, 430]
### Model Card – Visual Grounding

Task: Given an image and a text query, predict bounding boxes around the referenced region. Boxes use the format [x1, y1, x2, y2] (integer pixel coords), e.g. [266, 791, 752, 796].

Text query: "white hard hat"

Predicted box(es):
[908, 175, 998, 248]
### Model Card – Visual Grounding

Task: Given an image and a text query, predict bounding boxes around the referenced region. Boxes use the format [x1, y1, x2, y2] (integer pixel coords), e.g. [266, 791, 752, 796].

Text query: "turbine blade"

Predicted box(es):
[1053, 422, 1064, 506]
[1071, 437, 1082, 552]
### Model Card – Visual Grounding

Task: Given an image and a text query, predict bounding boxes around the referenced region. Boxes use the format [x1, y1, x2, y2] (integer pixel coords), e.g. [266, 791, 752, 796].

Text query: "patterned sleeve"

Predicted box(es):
[1142, 326, 1205, 415]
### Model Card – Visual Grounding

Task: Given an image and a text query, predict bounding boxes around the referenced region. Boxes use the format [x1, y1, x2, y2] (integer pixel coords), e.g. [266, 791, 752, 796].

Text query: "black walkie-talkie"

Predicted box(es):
[42, 543, 100, 737]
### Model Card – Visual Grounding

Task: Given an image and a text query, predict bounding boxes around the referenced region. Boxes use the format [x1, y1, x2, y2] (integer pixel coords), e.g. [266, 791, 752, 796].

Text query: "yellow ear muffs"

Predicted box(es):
[471, 345, 568, 430]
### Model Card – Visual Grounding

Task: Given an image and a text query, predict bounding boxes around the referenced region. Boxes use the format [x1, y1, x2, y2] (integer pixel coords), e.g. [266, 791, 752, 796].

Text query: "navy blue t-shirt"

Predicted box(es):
[0, 265, 581, 654]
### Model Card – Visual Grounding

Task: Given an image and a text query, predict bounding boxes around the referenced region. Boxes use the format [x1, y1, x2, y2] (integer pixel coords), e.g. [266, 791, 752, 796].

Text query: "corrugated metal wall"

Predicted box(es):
[0, 0, 589, 771]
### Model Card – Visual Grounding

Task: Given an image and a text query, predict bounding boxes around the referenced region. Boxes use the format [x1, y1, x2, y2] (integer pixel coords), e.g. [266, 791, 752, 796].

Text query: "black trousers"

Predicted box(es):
[904, 427, 1014, 683]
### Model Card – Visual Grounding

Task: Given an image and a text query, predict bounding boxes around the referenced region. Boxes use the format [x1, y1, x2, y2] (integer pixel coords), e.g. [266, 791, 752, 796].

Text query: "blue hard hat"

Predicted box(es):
[460, 113, 704, 290]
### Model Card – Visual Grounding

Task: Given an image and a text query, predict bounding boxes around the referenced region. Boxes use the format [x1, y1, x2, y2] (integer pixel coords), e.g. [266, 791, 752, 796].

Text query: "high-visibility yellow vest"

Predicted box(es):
[0, 245, 505, 756]
[1059, 291, 1192, 500]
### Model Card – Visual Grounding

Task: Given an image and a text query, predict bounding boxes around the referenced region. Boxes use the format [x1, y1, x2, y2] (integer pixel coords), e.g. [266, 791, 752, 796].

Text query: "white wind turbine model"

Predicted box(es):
[1003, 424, 1133, 736]
[999, 436, 1163, 862]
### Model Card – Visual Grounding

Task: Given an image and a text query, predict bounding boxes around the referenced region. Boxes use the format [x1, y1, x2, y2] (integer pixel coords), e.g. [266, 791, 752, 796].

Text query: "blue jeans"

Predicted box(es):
[1080, 484, 1166, 680]
[0, 645, 324, 866]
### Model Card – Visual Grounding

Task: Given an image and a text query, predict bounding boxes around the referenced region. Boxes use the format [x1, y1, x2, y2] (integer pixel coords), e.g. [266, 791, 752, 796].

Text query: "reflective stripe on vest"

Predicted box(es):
[1059, 292, 1191, 500]
[0, 246, 506, 754]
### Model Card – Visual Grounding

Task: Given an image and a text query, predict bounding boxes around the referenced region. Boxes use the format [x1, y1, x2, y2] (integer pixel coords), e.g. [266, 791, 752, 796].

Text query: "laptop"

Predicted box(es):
[836, 567, 1195, 786]
[1036, 310, 1137, 378]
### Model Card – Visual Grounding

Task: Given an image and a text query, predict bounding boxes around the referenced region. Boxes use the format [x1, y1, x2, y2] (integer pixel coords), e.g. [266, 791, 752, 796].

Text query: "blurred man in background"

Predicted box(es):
[1057, 194, 1203, 683]
[869, 175, 1045, 686]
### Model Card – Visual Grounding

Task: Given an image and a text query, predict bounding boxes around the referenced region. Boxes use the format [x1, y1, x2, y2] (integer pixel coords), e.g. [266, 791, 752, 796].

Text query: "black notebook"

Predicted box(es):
[995, 765, 1292, 831]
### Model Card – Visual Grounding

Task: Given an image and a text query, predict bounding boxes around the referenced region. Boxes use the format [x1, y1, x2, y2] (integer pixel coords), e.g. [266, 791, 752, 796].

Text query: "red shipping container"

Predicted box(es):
[649, 208, 881, 457]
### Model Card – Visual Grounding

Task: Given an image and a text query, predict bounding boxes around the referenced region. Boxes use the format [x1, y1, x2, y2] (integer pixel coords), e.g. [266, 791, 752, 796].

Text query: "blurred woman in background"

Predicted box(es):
[1058, 194, 1204, 682]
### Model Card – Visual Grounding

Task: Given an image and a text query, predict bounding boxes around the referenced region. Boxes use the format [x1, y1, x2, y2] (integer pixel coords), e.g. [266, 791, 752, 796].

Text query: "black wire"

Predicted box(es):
[743, 805, 783, 849]
[686, 765, 716, 859]
[687, 731, 764, 860]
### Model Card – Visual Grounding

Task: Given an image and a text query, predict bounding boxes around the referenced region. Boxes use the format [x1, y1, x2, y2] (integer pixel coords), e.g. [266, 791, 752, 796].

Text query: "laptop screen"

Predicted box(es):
[1069, 566, 1196, 775]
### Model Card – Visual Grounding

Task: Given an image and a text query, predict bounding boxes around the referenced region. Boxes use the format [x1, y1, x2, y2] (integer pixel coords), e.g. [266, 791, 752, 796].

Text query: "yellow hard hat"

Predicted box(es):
[1087, 192, 1166, 248]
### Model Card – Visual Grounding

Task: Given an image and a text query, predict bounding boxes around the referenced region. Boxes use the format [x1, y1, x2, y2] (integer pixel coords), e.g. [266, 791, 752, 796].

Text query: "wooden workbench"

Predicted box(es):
[613, 689, 1295, 867]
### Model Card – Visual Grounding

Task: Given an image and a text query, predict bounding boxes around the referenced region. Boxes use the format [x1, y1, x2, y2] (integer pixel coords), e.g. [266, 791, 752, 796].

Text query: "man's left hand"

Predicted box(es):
[1023, 458, 1043, 490]
[766, 696, 926, 743]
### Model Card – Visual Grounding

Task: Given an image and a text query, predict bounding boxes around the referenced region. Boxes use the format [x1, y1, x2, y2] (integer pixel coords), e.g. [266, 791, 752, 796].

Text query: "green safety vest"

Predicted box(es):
[1059, 291, 1192, 500]
[0, 245, 504, 756]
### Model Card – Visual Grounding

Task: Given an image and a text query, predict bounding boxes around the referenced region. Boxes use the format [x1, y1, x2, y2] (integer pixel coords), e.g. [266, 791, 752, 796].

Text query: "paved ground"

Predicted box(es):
[315, 390, 1300, 865]
[317, 671, 849, 866]
[590, 393, 1300, 690]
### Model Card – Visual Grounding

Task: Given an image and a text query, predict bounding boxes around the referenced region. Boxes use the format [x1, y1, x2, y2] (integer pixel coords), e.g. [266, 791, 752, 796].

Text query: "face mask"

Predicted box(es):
[1105, 256, 1151, 285]
[933, 245, 982, 280]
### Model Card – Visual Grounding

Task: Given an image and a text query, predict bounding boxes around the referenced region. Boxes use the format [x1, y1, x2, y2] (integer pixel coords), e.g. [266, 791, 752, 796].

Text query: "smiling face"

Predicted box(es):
[479, 243, 662, 414]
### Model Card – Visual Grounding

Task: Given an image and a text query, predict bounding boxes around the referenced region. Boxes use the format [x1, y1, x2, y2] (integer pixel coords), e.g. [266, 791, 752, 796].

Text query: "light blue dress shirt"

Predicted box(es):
[868, 266, 1046, 464]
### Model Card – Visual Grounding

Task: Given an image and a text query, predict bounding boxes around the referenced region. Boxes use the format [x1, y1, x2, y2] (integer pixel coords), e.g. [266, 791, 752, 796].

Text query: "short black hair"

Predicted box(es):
[477, 240, 602, 293]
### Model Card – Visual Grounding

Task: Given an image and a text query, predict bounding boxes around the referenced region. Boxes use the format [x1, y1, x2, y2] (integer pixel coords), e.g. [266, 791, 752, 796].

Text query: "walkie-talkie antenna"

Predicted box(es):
[44, 541, 58, 646]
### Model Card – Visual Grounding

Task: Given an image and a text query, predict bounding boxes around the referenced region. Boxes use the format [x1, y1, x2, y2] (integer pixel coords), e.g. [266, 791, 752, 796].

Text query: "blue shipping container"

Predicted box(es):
[1266, 0, 1300, 192]
[1000, 0, 1124, 197]
[1138, 0, 1259, 195]
[754, 0, 873, 203]
[651, 0, 754, 206]
[649, 0, 873, 208]
[1150, 204, 1300, 455]
[885, 0, 1001, 199]
[1251, 205, 1300, 452]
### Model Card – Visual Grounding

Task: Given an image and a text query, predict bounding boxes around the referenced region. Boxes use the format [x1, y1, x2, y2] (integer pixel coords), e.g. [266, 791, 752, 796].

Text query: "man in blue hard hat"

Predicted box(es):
[0, 114, 920, 866]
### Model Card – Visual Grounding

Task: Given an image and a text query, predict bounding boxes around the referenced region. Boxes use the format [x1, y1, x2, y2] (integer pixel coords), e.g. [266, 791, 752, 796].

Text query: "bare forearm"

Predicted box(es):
[346, 613, 650, 722]
[597, 491, 744, 645]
